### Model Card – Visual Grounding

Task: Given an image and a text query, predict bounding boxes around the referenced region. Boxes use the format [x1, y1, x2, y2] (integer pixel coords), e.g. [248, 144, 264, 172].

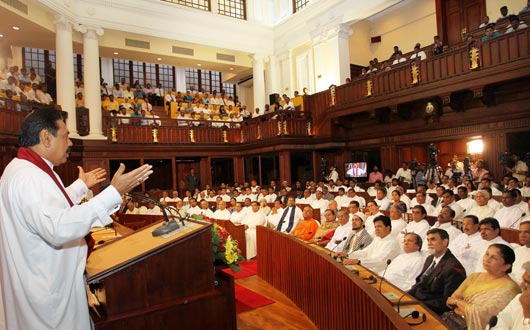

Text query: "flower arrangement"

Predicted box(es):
[192, 215, 244, 272]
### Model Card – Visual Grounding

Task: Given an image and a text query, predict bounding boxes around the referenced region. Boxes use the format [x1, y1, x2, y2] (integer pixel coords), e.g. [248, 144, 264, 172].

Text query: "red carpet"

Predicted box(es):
[222, 259, 258, 279]
[235, 283, 275, 314]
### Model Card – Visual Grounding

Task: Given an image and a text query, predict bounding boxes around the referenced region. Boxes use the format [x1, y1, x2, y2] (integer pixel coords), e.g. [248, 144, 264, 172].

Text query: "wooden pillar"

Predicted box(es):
[233, 156, 245, 184]
[200, 157, 211, 188]
[482, 132, 507, 182]
[279, 151, 291, 184]
[380, 145, 400, 174]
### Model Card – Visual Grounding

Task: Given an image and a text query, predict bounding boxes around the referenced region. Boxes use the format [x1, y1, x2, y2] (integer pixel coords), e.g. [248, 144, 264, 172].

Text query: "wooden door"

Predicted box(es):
[436, 0, 486, 46]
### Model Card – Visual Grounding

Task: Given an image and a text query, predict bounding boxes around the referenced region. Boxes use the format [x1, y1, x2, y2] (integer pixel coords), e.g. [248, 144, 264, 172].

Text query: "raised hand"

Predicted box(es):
[78, 166, 106, 188]
[111, 163, 154, 195]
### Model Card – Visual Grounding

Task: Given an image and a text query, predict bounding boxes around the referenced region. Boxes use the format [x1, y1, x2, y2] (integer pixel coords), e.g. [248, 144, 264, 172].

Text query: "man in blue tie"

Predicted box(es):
[276, 197, 303, 233]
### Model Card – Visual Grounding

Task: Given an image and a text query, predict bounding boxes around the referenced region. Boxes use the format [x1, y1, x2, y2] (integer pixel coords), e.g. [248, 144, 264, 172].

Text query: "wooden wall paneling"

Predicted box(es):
[200, 157, 210, 189]
[279, 151, 291, 184]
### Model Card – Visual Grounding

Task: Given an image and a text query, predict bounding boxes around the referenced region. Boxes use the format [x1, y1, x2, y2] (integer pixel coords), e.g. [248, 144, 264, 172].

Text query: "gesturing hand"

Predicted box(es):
[111, 163, 154, 196]
[78, 166, 107, 188]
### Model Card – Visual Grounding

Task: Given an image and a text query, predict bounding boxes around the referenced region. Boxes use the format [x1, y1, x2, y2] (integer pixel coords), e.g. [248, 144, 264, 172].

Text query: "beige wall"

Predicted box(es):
[348, 0, 527, 69]
[348, 0, 437, 68]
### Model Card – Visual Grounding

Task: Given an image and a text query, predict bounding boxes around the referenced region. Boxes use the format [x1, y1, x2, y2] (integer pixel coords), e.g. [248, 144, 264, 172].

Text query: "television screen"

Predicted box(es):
[345, 162, 368, 178]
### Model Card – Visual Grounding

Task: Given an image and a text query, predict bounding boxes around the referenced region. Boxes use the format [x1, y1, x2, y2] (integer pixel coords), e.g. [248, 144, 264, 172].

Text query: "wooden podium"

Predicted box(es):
[86, 220, 236, 330]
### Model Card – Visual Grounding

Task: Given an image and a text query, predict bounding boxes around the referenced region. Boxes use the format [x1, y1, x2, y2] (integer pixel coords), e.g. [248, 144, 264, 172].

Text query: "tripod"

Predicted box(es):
[424, 162, 442, 184]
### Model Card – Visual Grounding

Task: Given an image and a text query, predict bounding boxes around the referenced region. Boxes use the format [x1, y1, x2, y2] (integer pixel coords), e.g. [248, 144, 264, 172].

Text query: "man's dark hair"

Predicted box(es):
[480, 217, 501, 232]
[19, 109, 64, 147]
[349, 200, 360, 207]
[443, 189, 455, 196]
[405, 232, 423, 250]
[463, 214, 479, 224]
[374, 215, 391, 229]
[504, 189, 518, 199]
[442, 206, 456, 218]
[427, 228, 449, 242]
[413, 205, 427, 216]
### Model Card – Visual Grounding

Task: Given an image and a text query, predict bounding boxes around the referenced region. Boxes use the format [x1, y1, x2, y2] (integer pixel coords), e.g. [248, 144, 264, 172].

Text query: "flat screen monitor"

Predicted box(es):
[345, 162, 368, 178]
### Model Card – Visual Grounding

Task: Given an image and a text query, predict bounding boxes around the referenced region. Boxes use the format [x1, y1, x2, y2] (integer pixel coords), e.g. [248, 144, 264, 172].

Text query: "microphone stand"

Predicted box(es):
[127, 192, 180, 237]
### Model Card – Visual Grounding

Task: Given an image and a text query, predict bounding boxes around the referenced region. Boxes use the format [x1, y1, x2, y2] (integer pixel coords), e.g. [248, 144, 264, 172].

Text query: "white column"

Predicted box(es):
[175, 67, 187, 92]
[78, 25, 105, 139]
[54, 15, 77, 135]
[327, 24, 352, 85]
[266, 55, 280, 96]
[250, 53, 266, 110]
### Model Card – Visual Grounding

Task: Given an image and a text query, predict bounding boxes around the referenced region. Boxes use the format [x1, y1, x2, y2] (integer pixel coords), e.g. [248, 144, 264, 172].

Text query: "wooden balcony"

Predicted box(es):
[105, 110, 312, 144]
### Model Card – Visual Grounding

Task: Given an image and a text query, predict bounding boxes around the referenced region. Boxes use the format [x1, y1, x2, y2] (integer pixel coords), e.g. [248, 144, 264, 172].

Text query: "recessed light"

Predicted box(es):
[157, 57, 162, 61]
[229, 67, 234, 70]
[197, 63, 202, 67]
[113, 52, 119, 55]
[0, 34, 3, 38]
[12, 26, 20, 30]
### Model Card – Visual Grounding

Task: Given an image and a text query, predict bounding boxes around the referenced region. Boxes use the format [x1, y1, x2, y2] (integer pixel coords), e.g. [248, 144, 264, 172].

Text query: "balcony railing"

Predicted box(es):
[105, 110, 312, 144]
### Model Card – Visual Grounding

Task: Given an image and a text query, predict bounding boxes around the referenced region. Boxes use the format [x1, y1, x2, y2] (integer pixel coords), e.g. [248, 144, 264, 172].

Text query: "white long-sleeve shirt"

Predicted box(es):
[384, 251, 427, 291]
[448, 231, 483, 276]
[325, 223, 352, 252]
[349, 233, 401, 274]
[0, 158, 121, 330]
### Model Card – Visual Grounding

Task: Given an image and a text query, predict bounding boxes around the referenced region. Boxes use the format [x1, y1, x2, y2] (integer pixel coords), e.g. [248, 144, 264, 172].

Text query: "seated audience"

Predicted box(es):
[433, 35, 444, 55]
[325, 210, 353, 252]
[491, 261, 530, 329]
[522, 0, 530, 14]
[495, 190, 525, 228]
[479, 15, 490, 28]
[364, 201, 383, 235]
[408, 228, 466, 315]
[449, 215, 483, 276]
[409, 43, 427, 61]
[292, 206, 320, 241]
[343, 215, 401, 274]
[391, 53, 406, 66]
[311, 209, 339, 246]
[385, 233, 426, 291]
[497, 6, 513, 21]
[446, 244, 520, 330]
[506, 14, 528, 33]
[512, 221, 530, 284]
[388, 204, 407, 237]
[275, 197, 303, 233]
[482, 23, 501, 41]
[213, 201, 231, 220]
[331, 213, 373, 259]
[472, 217, 511, 273]
[400, 205, 431, 241]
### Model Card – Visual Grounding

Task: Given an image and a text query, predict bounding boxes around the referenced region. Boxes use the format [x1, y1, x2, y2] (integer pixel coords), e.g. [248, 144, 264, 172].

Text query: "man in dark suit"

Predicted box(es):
[408, 228, 466, 315]
[276, 188, 289, 204]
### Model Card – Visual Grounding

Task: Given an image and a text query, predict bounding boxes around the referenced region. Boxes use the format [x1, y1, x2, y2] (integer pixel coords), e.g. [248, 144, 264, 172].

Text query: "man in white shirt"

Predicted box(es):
[345, 188, 366, 208]
[375, 187, 391, 211]
[467, 190, 496, 220]
[481, 178, 503, 196]
[410, 192, 435, 216]
[472, 217, 511, 273]
[491, 261, 530, 330]
[400, 205, 431, 242]
[242, 201, 267, 259]
[296, 189, 314, 205]
[409, 43, 427, 61]
[456, 186, 477, 220]
[389, 204, 407, 237]
[311, 190, 329, 220]
[364, 201, 384, 236]
[187, 198, 202, 217]
[512, 221, 530, 284]
[495, 190, 525, 228]
[449, 215, 483, 276]
[331, 213, 373, 259]
[325, 209, 353, 252]
[213, 201, 231, 220]
[275, 197, 303, 233]
[334, 188, 350, 208]
[230, 202, 247, 225]
[348, 179, 365, 192]
[385, 233, 427, 291]
[425, 206, 462, 250]
[395, 162, 412, 184]
[343, 215, 401, 274]
[433, 189, 463, 218]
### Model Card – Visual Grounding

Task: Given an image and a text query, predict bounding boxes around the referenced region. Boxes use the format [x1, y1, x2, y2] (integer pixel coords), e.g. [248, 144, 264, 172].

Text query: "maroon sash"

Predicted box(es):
[17, 147, 95, 257]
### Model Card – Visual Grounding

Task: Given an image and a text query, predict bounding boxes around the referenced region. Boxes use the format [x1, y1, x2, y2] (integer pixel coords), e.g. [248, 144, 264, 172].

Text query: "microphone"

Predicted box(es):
[485, 316, 498, 330]
[363, 275, 377, 284]
[331, 237, 347, 252]
[396, 291, 408, 314]
[508, 213, 526, 229]
[127, 191, 180, 237]
[403, 310, 427, 326]
[378, 259, 392, 293]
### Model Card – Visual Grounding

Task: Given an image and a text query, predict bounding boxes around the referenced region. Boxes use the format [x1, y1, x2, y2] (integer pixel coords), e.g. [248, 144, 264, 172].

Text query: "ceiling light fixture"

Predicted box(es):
[113, 52, 119, 55]
[197, 63, 202, 67]
[12, 26, 20, 30]
[0, 34, 4, 38]
[229, 67, 234, 70]
[157, 57, 162, 61]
